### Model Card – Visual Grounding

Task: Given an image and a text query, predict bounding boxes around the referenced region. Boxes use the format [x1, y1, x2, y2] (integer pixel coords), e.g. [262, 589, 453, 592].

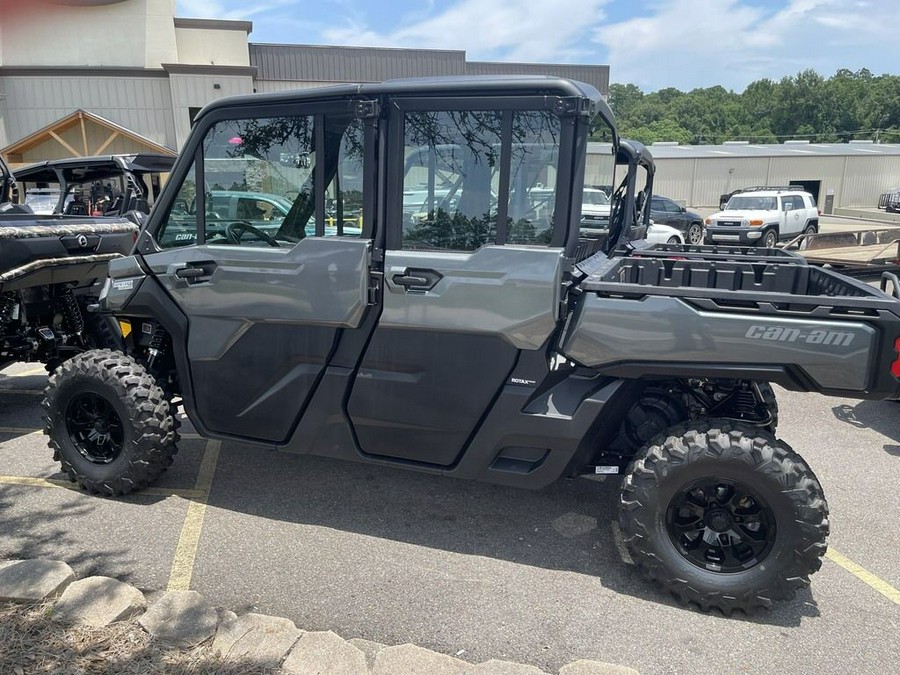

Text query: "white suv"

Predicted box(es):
[704, 188, 819, 248]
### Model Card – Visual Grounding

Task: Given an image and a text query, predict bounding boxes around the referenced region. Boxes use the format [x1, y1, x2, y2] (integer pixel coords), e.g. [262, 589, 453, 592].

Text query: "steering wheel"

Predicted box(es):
[225, 220, 280, 247]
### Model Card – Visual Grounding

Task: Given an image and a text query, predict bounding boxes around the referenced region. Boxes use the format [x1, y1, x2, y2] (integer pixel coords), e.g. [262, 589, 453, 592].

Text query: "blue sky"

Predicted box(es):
[176, 0, 899, 92]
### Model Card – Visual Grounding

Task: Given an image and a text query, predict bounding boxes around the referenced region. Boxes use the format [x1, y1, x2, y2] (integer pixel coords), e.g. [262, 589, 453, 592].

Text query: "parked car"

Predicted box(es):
[648, 195, 704, 245]
[645, 220, 684, 244]
[705, 187, 819, 247]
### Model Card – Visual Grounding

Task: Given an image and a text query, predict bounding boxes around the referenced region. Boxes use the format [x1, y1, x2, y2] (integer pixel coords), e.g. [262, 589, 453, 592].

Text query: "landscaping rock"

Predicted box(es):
[283, 630, 368, 675]
[138, 590, 219, 646]
[212, 612, 302, 668]
[475, 658, 548, 674]
[0, 559, 74, 602]
[558, 660, 641, 675]
[52, 576, 145, 627]
[348, 637, 388, 669]
[373, 643, 471, 675]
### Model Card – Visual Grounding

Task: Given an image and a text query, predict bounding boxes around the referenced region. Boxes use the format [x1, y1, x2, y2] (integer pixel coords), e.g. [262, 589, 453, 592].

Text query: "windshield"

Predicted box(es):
[583, 189, 609, 206]
[727, 195, 776, 211]
[25, 191, 63, 214]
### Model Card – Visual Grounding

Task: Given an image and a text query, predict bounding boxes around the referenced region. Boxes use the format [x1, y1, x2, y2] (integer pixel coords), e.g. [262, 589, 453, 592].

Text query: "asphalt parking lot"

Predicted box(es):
[1, 358, 898, 674]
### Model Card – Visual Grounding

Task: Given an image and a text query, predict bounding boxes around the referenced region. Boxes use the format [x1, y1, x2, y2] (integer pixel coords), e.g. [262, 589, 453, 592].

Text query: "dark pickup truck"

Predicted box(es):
[41, 77, 900, 613]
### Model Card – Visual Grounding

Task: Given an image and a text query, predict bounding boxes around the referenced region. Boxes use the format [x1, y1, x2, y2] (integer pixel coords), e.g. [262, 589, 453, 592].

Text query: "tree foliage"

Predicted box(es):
[605, 69, 900, 145]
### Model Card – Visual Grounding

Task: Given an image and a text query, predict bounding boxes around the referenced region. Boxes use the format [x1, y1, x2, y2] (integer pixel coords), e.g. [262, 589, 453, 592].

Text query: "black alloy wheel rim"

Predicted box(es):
[666, 478, 777, 573]
[65, 392, 125, 464]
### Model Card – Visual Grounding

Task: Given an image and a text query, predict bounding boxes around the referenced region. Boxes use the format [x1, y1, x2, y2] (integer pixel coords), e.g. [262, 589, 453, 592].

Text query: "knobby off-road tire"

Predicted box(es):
[619, 419, 828, 614]
[42, 349, 179, 496]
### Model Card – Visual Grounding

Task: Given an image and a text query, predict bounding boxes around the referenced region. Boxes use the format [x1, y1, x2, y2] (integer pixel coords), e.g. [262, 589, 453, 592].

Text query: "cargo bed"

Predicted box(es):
[564, 246, 900, 400]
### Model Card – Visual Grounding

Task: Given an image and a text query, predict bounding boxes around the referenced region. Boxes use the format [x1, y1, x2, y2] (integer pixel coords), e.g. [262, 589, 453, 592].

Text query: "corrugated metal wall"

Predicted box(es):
[465, 62, 608, 95]
[842, 155, 900, 206]
[254, 80, 343, 93]
[0, 75, 176, 149]
[250, 44, 467, 83]
[249, 45, 610, 95]
[627, 152, 900, 208]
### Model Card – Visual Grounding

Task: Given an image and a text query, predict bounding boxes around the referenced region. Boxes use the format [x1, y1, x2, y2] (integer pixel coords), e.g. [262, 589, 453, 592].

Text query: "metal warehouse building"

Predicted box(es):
[0, 0, 608, 166]
[586, 140, 900, 210]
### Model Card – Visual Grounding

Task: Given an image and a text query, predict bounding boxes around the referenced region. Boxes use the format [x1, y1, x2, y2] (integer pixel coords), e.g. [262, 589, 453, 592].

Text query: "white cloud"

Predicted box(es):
[593, 0, 899, 91]
[321, 0, 611, 63]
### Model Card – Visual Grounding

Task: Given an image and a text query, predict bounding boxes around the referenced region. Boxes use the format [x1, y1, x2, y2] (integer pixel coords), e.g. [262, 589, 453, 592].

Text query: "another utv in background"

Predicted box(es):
[13, 153, 174, 223]
[0, 154, 150, 371]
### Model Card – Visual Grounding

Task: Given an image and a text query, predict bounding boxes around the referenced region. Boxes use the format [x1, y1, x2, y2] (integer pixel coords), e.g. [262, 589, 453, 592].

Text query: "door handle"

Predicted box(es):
[390, 268, 442, 292]
[170, 261, 217, 282]
[174, 267, 206, 279]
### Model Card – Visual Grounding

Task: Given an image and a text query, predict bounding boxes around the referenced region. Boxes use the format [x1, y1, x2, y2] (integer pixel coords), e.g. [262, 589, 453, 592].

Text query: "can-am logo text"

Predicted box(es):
[745, 325, 855, 347]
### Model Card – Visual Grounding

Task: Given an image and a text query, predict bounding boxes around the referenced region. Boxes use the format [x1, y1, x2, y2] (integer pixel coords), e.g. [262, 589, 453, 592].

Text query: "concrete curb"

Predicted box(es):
[0, 558, 641, 674]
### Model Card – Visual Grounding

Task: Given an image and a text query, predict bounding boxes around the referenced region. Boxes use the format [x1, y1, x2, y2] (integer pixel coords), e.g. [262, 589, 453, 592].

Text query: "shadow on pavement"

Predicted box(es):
[832, 400, 900, 454]
[201, 443, 819, 627]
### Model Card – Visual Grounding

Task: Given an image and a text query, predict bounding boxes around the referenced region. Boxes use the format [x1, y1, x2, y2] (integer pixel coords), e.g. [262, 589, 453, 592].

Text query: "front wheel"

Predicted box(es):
[687, 222, 703, 245]
[43, 349, 179, 496]
[667, 235, 681, 244]
[763, 229, 778, 248]
[619, 420, 828, 613]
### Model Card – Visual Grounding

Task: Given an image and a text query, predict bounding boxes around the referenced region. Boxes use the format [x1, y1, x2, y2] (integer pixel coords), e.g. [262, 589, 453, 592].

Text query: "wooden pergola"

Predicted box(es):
[1, 110, 175, 169]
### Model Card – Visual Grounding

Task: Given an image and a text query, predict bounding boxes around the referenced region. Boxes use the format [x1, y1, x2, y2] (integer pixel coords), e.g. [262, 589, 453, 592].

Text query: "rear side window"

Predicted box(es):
[400, 109, 560, 251]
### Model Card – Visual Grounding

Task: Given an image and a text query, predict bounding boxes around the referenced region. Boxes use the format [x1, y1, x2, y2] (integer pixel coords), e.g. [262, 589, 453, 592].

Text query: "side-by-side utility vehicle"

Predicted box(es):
[43, 77, 900, 613]
[1, 155, 142, 371]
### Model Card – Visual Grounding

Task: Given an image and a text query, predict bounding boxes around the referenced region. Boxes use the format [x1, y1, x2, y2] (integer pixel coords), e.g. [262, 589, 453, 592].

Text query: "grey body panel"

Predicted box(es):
[346, 245, 565, 466]
[562, 294, 875, 391]
[142, 237, 371, 442]
[381, 246, 564, 349]
[147, 238, 370, 332]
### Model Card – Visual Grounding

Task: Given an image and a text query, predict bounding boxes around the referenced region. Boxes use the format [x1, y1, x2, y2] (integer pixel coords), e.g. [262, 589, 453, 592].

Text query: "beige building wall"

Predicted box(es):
[175, 26, 250, 67]
[0, 0, 177, 68]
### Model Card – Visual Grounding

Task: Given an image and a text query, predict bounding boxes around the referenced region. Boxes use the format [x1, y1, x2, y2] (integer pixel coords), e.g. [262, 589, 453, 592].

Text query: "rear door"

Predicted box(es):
[141, 99, 377, 443]
[346, 96, 575, 466]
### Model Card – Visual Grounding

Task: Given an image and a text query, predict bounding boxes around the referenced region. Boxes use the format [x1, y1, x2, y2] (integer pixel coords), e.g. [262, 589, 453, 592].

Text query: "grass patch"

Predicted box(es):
[0, 601, 276, 674]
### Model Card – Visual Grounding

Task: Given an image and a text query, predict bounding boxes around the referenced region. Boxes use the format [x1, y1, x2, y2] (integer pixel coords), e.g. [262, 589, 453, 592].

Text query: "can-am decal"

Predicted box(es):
[745, 325, 855, 347]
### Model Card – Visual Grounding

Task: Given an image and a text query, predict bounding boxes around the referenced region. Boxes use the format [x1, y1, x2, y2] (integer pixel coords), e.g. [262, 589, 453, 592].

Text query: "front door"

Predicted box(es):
[346, 98, 573, 466]
[143, 101, 375, 443]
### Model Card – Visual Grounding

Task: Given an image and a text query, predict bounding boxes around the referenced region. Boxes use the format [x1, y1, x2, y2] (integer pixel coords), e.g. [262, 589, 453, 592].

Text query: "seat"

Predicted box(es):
[65, 201, 88, 216]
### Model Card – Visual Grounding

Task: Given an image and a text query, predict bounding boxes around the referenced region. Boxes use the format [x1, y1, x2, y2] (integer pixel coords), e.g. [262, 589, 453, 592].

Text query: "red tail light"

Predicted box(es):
[891, 337, 900, 378]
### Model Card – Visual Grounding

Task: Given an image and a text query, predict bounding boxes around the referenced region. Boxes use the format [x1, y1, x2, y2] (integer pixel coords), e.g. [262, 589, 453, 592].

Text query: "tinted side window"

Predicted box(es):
[400, 109, 560, 251]
[203, 115, 315, 246]
[157, 159, 198, 248]
[155, 112, 366, 249]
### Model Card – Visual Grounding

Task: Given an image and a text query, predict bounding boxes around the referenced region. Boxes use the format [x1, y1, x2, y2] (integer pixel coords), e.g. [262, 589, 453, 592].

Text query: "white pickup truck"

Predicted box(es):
[705, 187, 819, 248]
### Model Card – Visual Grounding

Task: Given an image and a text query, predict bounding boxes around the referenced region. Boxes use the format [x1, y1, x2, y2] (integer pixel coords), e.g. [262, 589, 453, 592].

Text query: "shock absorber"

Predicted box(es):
[60, 288, 85, 335]
[146, 324, 167, 370]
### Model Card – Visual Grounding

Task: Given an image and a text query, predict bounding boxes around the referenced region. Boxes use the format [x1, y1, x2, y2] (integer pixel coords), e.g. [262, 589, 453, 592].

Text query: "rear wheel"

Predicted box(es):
[803, 222, 818, 236]
[619, 420, 828, 613]
[667, 235, 681, 244]
[687, 222, 703, 245]
[43, 349, 179, 496]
